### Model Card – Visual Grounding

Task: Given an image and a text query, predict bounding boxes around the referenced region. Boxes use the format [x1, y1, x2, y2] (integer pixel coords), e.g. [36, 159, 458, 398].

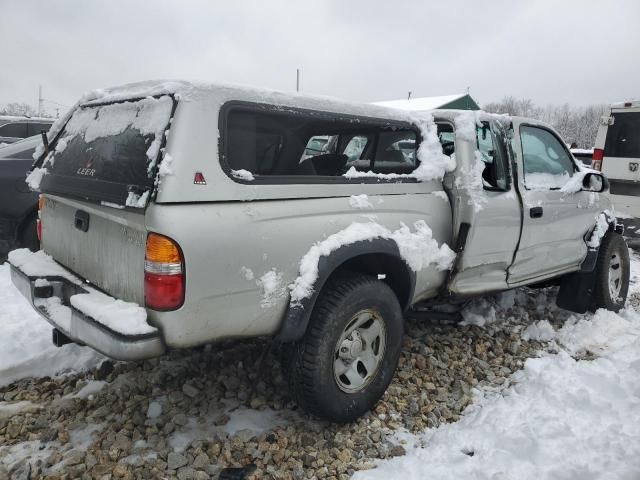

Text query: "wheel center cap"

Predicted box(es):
[350, 338, 363, 357]
[339, 331, 364, 360]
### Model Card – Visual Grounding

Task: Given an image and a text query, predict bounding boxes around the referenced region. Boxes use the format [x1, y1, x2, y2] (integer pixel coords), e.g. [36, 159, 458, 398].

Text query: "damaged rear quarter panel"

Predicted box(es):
[145, 192, 452, 348]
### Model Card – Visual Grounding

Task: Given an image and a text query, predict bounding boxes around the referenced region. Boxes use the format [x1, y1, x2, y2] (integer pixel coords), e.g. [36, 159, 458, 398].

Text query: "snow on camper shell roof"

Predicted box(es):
[40, 80, 426, 151]
[373, 94, 469, 111]
[78, 80, 416, 121]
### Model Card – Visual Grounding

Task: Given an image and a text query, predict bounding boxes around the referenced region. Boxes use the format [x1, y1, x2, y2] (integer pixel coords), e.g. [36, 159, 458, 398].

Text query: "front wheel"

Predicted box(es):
[593, 232, 630, 312]
[286, 273, 403, 422]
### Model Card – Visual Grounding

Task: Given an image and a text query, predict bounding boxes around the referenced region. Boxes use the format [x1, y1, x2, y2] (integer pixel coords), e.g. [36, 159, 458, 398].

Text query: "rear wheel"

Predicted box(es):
[592, 232, 629, 312]
[286, 273, 403, 422]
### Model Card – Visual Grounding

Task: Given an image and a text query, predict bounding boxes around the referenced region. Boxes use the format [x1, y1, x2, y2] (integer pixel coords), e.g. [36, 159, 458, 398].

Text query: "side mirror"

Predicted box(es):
[582, 172, 608, 193]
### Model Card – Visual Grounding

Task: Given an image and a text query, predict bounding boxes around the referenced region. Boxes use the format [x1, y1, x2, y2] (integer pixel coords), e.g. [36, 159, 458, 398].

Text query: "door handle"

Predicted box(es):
[530, 206, 543, 218]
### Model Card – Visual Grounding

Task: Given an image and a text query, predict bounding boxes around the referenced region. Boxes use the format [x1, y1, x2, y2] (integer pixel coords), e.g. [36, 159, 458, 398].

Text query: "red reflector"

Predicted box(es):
[36, 219, 42, 241]
[592, 149, 604, 161]
[194, 172, 207, 185]
[592, 148, 604, 171]
[144, 272, 184, 310]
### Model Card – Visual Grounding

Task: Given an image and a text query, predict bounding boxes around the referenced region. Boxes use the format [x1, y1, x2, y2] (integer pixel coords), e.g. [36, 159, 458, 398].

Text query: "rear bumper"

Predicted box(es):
[10, 263, 165, 361]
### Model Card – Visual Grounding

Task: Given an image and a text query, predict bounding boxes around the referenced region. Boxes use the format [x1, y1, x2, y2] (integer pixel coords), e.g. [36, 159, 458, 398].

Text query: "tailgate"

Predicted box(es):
[41, 194, 146, 304]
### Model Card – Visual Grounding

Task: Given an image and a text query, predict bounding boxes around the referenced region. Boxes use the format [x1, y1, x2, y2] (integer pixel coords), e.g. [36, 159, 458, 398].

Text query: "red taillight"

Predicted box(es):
[144, 233, 184, 310]
[592, 148, 604, 171]
[144, 272, 184, 310]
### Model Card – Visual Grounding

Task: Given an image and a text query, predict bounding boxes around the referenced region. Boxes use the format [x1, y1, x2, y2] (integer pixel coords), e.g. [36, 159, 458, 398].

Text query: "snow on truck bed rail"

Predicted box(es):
[7, 249, 155, 336]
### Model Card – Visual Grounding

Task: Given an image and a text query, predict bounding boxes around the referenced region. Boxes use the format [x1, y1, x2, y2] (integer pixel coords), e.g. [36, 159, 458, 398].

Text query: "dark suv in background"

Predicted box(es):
[0, 116, 53, 145]
[0, 136, 42, 259]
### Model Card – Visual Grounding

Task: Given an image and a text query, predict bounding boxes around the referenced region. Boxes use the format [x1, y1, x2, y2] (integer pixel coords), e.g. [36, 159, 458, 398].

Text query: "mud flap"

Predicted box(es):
[556, 271, 595, 313]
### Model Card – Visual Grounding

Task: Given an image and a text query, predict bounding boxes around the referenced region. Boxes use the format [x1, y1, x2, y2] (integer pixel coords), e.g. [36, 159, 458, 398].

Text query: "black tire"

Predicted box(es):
[18, 214, 40, 252]
[592, 232, 629, 312]
[286, 273, 403, 423]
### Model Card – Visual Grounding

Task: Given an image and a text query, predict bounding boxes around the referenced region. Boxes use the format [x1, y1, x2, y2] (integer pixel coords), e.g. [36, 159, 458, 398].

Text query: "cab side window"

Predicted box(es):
[520, 126, 575, 189]
[477, 122, 509, 191]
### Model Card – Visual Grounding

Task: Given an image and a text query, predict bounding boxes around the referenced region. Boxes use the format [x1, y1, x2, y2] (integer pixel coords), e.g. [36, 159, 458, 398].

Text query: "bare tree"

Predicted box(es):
[483, 97, 606, 148]
[0, 102, 38, 117]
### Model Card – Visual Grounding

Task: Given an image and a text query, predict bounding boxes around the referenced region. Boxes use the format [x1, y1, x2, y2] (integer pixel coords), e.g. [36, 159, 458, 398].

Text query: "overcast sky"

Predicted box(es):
[1, 0, 638, 115]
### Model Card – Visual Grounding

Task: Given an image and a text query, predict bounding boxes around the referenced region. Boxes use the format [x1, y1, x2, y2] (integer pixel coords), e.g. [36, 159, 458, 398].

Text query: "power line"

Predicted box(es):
[41, 98, 70, 108]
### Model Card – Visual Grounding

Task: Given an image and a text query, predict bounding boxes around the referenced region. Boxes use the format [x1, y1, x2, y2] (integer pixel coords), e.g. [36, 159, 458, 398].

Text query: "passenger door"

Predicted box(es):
[507, 121, 604, 285]
[446, 119, 522, 295]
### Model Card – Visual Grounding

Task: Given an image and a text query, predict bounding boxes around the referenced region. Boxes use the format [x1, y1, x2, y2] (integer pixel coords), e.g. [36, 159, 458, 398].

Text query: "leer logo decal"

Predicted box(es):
[77, 158, 96, 176]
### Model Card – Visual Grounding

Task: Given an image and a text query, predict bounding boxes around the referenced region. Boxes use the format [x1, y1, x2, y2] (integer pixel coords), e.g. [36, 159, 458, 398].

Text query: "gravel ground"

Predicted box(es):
[0, 288, 580, 479]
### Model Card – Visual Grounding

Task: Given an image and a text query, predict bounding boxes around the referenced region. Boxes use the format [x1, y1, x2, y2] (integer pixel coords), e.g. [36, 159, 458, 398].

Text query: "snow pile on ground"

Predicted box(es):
[0, 263, 103, 388]
[289, 221, 455, 304]
[169, 405, 292, 452]
[355, 307, 640, 479]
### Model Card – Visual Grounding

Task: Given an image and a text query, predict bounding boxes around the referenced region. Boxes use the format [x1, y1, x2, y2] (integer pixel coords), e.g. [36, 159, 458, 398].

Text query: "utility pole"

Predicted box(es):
[296, 68, 300, 93]
[38, 85, 43, 116]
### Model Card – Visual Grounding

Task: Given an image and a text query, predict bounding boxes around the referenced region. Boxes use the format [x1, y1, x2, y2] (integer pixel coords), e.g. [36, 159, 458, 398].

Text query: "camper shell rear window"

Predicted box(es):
[38, 95, 175, 207]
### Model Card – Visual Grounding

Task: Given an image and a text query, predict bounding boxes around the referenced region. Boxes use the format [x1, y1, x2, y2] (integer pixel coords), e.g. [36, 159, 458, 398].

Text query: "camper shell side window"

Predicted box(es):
[218, 102, 422, 184]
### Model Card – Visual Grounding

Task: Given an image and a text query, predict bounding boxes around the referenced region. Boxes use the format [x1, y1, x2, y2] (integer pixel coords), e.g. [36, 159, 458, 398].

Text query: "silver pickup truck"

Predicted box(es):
[9, 81, 629, 422]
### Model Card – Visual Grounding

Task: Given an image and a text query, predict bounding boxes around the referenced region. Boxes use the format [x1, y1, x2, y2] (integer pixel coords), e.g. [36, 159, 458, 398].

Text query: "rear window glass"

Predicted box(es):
[40, 96, 174, 206]
[605, 112, 640, 159]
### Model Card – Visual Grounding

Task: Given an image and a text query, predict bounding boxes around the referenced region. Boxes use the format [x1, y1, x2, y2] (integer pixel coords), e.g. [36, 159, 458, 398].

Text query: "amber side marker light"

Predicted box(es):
[144, 233, 184, 310]
[36, 195, 45, 241]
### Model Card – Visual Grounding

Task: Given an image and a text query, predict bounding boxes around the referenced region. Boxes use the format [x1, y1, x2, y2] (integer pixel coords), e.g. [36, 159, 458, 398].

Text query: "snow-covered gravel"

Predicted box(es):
[0, 263, 103, 388]
[1, 251, 639, 478]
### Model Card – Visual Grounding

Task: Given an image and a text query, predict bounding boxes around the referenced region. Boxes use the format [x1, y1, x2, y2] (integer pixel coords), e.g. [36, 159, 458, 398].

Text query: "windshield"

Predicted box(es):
[39, 95, 174, 207]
